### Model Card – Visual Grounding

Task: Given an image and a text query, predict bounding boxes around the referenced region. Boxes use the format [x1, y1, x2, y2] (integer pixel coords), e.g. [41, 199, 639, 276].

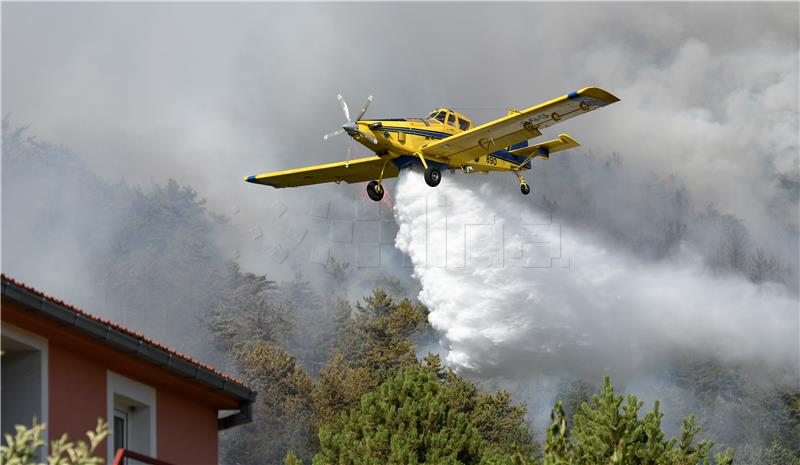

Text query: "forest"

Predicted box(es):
[2, 122, 799, 464]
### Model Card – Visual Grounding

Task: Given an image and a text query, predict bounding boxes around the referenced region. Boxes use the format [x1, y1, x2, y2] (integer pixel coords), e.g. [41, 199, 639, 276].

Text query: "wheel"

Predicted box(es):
[424, 167, 441, 187]
[367, 181, 384, 201]
[520, 183, 531, 195]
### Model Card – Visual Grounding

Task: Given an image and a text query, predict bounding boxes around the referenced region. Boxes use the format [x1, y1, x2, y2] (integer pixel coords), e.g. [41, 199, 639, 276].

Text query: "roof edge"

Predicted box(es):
[1, 274, 256, 413]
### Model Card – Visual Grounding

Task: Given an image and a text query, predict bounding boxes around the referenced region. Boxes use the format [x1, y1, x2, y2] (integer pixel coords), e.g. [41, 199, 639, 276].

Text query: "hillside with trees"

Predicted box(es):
[2, 122, 798, 464]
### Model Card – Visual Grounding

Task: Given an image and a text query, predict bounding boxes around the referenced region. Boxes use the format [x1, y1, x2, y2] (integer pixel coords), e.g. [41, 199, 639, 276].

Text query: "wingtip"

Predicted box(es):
[244, 175, 257, 183]
[559, 133, 580, 146]
[579, 86, 620, 103]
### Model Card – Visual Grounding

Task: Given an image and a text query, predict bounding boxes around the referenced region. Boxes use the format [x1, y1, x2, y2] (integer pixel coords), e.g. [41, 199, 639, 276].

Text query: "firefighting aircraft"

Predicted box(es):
[244, 86, 619, 201]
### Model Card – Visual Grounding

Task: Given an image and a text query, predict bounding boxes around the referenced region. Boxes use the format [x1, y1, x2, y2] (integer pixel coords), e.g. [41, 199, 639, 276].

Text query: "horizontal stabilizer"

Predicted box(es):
[509, 134, 579, 160]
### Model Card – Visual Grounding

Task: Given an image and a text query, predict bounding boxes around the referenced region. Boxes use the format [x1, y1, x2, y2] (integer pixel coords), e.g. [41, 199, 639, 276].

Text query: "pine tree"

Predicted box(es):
[207, 262, 287, 353]
[312, 366, 485, 465]
[224, 341, 316, 465]
[543, 377, 734, 465]
[305, 361, 538, 465]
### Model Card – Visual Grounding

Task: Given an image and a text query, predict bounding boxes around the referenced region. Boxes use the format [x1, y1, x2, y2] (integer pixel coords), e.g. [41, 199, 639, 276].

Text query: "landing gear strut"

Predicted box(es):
[513, 171, 531, 196]
[366, 159, 390, 202]
[366, 180, 384, 201]
[424, 167, 441, 187]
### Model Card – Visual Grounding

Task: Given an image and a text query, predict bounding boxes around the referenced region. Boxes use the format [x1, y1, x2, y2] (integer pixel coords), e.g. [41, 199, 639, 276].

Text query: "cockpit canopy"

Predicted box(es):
[426, 108, 472, 131]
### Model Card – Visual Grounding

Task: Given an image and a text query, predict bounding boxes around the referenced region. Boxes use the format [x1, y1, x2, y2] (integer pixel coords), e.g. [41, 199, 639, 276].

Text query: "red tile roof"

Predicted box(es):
[1, 273, 251, 392]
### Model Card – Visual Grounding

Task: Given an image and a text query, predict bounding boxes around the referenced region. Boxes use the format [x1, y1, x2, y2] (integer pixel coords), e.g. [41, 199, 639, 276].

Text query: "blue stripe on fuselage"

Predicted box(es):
[378, 126, 452, 139]
[491, 149, 532, 169]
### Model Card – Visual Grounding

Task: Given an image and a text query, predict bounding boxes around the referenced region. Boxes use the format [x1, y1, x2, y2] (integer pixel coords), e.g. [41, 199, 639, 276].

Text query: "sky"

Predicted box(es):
[3, 2, 799, 389]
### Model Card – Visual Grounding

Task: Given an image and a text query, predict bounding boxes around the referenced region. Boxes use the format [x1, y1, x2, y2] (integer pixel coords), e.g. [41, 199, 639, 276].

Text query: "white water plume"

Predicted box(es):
[393, 169, 798, 380]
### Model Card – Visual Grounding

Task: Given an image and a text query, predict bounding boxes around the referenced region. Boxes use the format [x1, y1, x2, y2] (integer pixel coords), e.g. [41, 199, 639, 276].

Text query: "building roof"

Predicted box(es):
[1, 274, 255, 429]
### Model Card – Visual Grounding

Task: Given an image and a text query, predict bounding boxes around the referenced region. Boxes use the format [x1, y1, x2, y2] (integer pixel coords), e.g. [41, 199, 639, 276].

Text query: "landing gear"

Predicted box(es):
[366, 180, 384, 201]
[424, 167, 441, 187]
[513, 170, 531, 196]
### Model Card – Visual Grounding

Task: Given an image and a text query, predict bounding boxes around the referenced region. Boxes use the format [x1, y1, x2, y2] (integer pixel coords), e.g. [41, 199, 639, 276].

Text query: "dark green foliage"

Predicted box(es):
[556, 379, 600, 430]
[225, 341, 316, 465]
[300, 291, 536, 464]
[313, 366, 484, 465]
[305, 356, 538, 465]
[333, 290, 430, 380]
[543, 377, 734, 465]
[425, 359, 538, 458]
[312, 290, 433, 427]
[285, 451, 304, 465]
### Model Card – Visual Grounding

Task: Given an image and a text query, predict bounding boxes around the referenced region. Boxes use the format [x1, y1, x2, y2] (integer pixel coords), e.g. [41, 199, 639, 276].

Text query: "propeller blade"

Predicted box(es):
[355, 95, 373, 121]
[323, 128, 345, 140]
[357, 130, 378, 145]
[337, 94, 350, 122]
[346, 145, 351, 168]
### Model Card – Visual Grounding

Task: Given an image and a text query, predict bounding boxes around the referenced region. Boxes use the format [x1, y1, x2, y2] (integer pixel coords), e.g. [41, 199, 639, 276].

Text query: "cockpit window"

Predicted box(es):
[427, 112, 438, 119]
[434, 112, 446, 123]
[447, 113, 457, 127]
[458, 118, 470, 131]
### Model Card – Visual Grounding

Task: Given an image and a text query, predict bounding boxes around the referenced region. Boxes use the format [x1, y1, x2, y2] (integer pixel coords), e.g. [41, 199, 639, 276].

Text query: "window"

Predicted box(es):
[113, 410, 128, 463]
[447, 113, 457, 127]
[113, 410, 128, 453]
[107, 372, 156, 463]
[458, 118, 471, 131]
[1, 325, 48, 462]
[434, 112, 446, 123]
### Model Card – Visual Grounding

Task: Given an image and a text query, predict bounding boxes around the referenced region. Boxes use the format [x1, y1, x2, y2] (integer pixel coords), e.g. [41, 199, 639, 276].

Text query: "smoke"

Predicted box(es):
[2, 2, 797, 449]
[393, 169, 798, 380]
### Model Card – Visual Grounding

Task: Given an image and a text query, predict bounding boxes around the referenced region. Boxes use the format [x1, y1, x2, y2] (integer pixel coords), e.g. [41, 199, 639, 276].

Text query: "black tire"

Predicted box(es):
[367, 180, 384, 201]
[424, 167, 441, 187]
[520, 183, 531, 195]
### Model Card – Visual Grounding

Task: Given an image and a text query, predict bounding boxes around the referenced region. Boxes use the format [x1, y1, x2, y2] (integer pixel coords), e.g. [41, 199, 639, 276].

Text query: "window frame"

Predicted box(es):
[106, 372, 157, 463]
[1, 324, 49, 461]
[113, 409, 129, 453]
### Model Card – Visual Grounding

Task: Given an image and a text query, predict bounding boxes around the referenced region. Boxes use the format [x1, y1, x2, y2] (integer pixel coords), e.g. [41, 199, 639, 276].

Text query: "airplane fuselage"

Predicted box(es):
[354, 108, 533, 174]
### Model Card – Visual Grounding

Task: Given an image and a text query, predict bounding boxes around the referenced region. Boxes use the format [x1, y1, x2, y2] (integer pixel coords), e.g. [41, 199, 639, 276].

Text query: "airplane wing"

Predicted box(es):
[244, 155, 399, 188]
[420, 86, 619, 166]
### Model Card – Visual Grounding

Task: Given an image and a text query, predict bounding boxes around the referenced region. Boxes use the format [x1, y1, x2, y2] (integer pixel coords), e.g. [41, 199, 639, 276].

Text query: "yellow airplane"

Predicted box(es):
[244, 86, 619, 201]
